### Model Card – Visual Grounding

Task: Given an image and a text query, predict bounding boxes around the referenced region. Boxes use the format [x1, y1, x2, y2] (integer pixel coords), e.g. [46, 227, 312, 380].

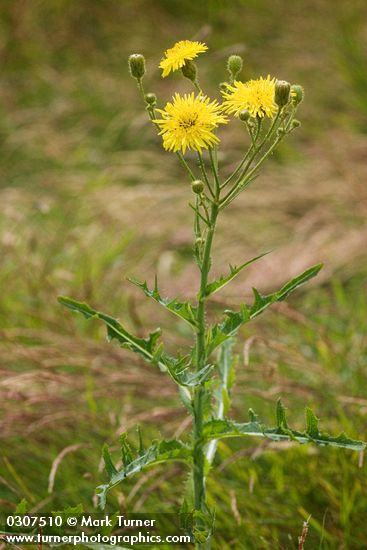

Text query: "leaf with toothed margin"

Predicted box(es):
[58, 296, 162, 365]
[204, 251, 271, 297]
[97, 439, 192, 509]
[129, 277, 198, 328]
[250, 264, 323, 318]
[202, 400, 365, 452]
[207, 264, 323, 355]
[58, 296, 211, 388]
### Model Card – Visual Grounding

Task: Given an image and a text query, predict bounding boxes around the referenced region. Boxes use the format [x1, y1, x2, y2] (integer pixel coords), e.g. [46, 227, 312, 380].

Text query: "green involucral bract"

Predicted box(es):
[58, 40, 365, 550]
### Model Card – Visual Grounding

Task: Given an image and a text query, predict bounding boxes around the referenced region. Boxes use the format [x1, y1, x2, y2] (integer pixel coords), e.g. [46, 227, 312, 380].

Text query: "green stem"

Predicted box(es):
[221, 117, 262, 190]
[177, 152, 196, 181]
[137, 79, 155, 120]
[197, 152, 215, 198]
[220, 132, 284, 209]
[193, 198, 219, 548]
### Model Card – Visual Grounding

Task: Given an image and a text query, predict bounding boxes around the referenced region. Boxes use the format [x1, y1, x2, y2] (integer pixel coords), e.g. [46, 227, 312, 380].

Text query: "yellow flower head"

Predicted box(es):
[222, 76, 277, 118]
[153, 92, 228, 154]
[159, 40, 208, 78]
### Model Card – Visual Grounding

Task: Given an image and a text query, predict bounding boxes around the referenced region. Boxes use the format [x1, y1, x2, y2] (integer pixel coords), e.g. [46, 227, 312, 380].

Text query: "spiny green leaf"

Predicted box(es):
[207, 264, 322, 354]
[129, 277, 197, 327]
[250, 264, 323, 318]
[202, 400, 365, 452]
[203, 418, 365, 450]
[58, 296, 162, 365]
[205, 251, 270, 297]
[58, 296, 209, 388]
[96, 438, 191, 509]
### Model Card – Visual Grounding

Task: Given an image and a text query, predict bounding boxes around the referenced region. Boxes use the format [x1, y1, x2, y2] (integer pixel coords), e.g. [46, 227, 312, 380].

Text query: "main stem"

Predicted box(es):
[193, 193, 219, 546]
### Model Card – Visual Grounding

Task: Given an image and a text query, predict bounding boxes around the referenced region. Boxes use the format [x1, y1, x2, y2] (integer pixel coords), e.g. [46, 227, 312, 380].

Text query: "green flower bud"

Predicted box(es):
[239, 109, 251, 122]
[128, 54, 146, 80]
[181, 60, 197, 82]
[274, 80, 291, 107]
[227, 55, 243, 80]
[291, 119, 301, 129]
[195, 237, 204, 247]
[291, 85, 304, 106]
[145, 93, 157, 106]
[191, 180, 205, 194]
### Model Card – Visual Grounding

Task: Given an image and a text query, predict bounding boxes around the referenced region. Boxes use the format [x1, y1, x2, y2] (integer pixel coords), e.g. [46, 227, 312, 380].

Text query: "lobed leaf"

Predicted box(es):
[207, 264, 322, 354]
[97, 438, 192, 509]
[58, 296, 211, 387]
[204, 251, 270, 297]
[58, 296, 162, 364]
[202, 401, 365, 452]
[129, 277, 198, 327]
[250, 264, 323, 319]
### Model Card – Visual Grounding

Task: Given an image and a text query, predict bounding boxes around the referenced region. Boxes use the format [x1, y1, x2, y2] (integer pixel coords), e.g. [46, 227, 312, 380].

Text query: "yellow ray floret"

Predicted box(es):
[159, 40, 208, 77]
[222, 76, 277, 118]
[153, 93, 228, 154]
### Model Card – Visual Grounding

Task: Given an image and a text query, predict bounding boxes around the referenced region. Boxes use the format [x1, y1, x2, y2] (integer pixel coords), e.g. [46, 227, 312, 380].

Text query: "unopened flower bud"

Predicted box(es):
[128, 54, 146, 80]
[191, 180, 204, 194]
[145, 93, 157, 106]
[291, 85, 304, 106]
[291, 119, 301, 129]
[275, 80, 291, 107]
[181, 60, 197, 82]
[239, 109, 251, 122]
[227, 55, 243, 80]
[195, 237, 204, 246]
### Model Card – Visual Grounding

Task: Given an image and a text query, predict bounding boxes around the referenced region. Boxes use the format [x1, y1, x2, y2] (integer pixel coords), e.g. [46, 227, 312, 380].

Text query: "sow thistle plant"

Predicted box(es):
[59, 41, 365, 547]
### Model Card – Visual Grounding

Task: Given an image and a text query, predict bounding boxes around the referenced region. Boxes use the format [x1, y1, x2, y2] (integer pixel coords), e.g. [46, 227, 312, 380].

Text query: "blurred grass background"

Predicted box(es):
[0, 0, 367, 548]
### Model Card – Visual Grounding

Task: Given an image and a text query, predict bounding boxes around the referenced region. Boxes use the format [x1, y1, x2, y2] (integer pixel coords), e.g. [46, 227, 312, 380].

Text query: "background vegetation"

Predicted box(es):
[1, 1, 367, 548]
